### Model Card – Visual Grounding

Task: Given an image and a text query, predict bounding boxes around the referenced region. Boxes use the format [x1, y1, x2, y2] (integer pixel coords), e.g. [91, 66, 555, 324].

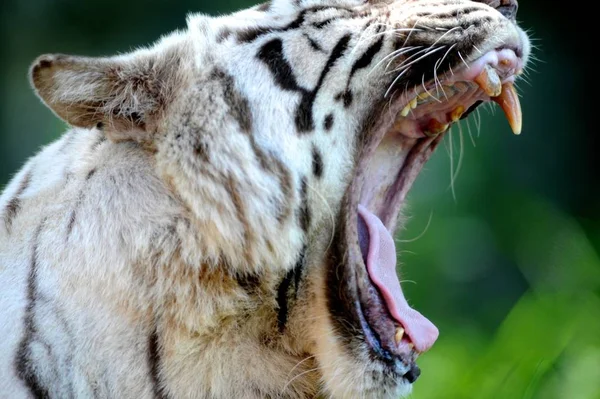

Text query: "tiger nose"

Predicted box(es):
[403, 364, 421, 384]
[473, 0, 519, 20]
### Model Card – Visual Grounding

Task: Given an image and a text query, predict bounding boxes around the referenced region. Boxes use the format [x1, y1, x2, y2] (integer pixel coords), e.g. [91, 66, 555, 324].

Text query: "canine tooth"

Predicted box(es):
[427, 119, 449, 135]
[475, 64, 502, 97]
[400, 103, 412, 117]
[492, 82, 522, 135]
[395, 327, 405, 345]
[417, 92, 430, 100]
[410, 97, 418, 110]
[450, 106, 465, 122]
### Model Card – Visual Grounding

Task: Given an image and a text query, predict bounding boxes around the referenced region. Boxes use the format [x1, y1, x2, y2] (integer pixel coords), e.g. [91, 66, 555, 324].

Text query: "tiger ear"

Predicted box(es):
[30, 47, 185, 142]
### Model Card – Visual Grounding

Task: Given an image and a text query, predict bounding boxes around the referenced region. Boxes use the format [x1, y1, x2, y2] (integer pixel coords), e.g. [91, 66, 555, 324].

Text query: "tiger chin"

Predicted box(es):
[0, 0, 530, 398]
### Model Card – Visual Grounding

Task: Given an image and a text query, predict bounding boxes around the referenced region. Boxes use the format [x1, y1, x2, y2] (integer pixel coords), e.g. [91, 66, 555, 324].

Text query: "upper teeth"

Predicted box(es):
[397, 64, 523, 136]
[399, 82, 476, 118]
[450, 105, 465, 122]
[400, 97, 418, 117]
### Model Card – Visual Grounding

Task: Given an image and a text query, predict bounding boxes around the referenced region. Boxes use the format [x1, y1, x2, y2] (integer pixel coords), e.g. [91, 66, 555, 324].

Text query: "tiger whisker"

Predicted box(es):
[395, 210, 433, 243]
[287, 354, 318, 379]
[475, 107, 482, 136]
[388, 45, 446, 75]
[384, 45, 448, 98]
[457, 51, 469, 69]
[368, 46, 420, 76]
[466, 118, 476, 147]
[422, 73, 442, 103]
[445, 126, 457, 202]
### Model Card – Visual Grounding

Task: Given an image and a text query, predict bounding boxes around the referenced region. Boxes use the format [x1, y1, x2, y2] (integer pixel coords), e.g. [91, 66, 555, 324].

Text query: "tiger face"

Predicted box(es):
[5, 0, 530, 397]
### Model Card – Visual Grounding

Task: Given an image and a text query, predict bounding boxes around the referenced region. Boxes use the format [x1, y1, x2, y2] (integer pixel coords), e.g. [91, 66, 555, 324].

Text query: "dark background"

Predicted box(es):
[1, 1, 597, 397]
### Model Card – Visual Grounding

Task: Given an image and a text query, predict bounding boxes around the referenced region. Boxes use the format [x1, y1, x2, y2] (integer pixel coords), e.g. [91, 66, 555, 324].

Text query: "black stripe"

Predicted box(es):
[66, 168, 97, 239]
[257, 39, 314, 132]
[238, 11, 306, 43]
[15, 219, 50, 398]
[275, 247, 306, 331]
[214, 69, 253, 133]
[335, 90, 353, 108]
[313, 18, 335, 29]
[258, 39, 307, 94]
[276, 269, 294, 331]
[311, 146, 324, 179]
[235, 272, 262, 294]
[349, 36, 384, 81]
[329, 34, 384, 110]
[3, 171, 32, 233]
[324, 114, 334, 131]
[298, 176, 311, 232]
[148, 327, 167, 399]
[237, 27, 273, 44]
[238, 5, 354, 43]
[85, 168, 97, 181]
[270, 156, 294, 224]
[258, 34, 351, 133]
[194, 141, 210, 162]
[304, 34, 325, 53]
[296, 34, 351, 132]
[311, 34, 352, 105]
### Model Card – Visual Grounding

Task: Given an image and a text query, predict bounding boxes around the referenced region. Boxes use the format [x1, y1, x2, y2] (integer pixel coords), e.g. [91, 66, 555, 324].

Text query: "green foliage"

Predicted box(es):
[405, 166, 600, 398]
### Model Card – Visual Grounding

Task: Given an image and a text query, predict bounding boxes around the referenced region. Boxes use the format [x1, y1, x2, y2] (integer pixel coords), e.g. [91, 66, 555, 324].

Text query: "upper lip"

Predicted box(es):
[328, 47, 524, 366]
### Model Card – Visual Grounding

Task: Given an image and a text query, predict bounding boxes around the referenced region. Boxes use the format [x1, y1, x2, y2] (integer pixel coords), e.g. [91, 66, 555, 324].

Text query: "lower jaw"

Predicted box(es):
[323, 132, 446, 362]
[353, 134, 446, 355]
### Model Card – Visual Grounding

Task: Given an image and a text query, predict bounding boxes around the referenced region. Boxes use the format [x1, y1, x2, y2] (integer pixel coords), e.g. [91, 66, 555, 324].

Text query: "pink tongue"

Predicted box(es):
[357, 205, 439, 353]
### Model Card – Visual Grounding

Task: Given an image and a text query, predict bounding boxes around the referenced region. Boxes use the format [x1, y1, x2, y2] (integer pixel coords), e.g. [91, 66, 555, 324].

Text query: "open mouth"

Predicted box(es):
[338, 47, 524, 377]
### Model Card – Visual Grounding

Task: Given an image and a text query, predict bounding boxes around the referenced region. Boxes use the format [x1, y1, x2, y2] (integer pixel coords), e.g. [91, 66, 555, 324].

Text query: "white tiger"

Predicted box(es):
[0, 0, 530, 397]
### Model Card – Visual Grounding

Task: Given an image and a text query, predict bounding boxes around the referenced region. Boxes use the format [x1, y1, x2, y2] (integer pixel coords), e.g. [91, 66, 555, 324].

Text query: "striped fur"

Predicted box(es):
[0, 0, 530, 397]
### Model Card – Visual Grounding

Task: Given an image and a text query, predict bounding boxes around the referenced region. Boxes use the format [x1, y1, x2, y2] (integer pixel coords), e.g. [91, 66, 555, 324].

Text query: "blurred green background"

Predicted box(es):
[1, 1, 597, 398]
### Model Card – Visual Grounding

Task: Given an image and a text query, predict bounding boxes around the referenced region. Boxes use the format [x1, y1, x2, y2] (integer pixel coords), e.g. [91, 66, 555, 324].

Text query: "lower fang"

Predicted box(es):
[395, 327, 405, 345]
[450, 106, 465, 122]
[426, 119, 449, 135]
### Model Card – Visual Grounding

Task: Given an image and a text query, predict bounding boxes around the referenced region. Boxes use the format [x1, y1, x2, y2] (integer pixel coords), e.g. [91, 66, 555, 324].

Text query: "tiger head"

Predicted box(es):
[30, 0, 530, 397]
